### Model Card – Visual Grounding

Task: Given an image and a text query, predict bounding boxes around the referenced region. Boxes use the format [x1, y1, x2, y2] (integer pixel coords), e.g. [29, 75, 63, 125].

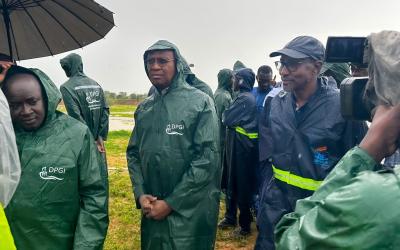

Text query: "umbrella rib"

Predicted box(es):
[52, 0, 105, 38]
[8, 16, 21, 60]
[34, 1, 83, 48]
[70, 0, 114, 26]
[16, 0, 53, 56]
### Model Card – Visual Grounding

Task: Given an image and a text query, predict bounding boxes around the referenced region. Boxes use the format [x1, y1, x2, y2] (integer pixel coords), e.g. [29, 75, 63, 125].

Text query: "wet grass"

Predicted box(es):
[57, 104, 136, 118]
[104, 130, 256, 249]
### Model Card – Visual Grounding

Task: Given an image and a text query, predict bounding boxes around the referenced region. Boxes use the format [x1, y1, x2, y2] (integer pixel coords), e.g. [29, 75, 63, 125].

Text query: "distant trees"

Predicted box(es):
[105, 91, 146, 100]
[104, 91, 147, 105]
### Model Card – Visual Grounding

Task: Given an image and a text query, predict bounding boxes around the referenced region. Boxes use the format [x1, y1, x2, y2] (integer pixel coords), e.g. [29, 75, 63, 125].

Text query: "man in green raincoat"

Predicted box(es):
[60, 53, 109, 155]
[2, 66, 108, 250]
[127, 40, 221, 250]
[214, 68, 234, 190]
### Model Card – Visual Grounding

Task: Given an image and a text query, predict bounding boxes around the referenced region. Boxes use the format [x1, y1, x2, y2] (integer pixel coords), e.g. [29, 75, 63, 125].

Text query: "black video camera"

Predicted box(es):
[325, 37, 371, 121]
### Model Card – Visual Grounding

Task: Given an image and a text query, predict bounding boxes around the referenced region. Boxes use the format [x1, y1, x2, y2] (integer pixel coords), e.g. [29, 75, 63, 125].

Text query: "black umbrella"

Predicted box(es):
[0, 0, 114, 61]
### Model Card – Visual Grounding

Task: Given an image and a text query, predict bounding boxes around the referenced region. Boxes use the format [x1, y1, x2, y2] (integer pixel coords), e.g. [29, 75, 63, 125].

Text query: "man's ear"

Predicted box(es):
[313, 61, 323, 74]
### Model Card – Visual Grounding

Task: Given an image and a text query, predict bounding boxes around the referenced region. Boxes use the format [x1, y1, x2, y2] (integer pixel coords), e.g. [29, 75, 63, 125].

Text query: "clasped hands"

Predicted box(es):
[139, 194, 172, 220]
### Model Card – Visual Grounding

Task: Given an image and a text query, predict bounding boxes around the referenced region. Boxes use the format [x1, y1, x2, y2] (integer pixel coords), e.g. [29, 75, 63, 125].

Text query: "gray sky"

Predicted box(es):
[19, 0, 400, 94]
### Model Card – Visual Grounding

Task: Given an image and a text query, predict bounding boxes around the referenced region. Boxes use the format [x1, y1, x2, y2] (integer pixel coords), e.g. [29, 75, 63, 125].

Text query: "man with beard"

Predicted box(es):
[255, 36, 367, 249]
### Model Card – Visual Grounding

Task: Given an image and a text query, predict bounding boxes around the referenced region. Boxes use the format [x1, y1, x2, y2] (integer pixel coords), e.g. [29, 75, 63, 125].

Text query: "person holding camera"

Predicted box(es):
[271, 30, 400, 250]
[255, 36, 367, 250]
[274, 104, 400, 249]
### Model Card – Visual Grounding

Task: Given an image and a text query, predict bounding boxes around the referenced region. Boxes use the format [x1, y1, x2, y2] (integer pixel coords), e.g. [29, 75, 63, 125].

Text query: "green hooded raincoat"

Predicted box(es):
[60, 53, 109, 141]
[275, 147, 400, 249]
[214, 69, 233, 149]
[4, 67, 109, 250]
[127, 40, 221, 250]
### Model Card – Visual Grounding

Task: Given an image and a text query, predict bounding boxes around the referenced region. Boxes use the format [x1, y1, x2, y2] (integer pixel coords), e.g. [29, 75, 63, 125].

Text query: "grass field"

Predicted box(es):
[57, 104, 135, 118]
[104, 130, 257, 250]
[109, 105, 136, 118]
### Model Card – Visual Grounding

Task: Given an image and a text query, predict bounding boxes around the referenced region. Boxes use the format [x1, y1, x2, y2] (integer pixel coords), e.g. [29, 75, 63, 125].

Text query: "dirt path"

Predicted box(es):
[109, 116, 134, 131]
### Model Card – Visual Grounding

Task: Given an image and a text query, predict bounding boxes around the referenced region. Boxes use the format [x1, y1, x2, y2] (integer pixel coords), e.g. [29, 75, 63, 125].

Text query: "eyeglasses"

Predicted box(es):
[274, 60, 308, 73]
[145, 57, 175, 67]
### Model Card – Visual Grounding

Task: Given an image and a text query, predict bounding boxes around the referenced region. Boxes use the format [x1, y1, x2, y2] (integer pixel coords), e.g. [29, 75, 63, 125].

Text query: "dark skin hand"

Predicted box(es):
[145, 200, 172, 220]
[0, 61, 13, 84]
[139, 194, 172, 220]
[139, 194, 157, 215]
[359, 105, 400, 163]
[96, 136, 106, 153]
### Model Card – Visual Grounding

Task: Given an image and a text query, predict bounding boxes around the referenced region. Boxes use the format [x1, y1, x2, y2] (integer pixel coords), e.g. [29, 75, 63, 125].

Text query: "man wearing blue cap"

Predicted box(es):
[255, 36, 367, 249]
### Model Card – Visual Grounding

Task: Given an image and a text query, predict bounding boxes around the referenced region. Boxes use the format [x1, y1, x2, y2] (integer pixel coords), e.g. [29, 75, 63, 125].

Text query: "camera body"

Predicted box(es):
[325, 36, 371, 121]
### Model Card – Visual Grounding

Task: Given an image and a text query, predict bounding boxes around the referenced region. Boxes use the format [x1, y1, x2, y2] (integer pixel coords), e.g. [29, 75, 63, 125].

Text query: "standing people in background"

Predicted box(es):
[218, 68, 258, 236]
[233, 60, 247, 71]
[60, 53, 110, 157]
[252, 65, 276, 114]
[3, 66, 109, 250]
[255, 36, 367, 250]
[0, 61, 20, 250]
[214, 69, 234, 192]
[182, 57, 214, 99]
[320, 62, 351, 88]
[127, 40, 220, 250]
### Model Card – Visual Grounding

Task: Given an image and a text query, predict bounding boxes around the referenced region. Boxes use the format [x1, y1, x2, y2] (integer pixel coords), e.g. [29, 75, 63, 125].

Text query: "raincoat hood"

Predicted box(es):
[3, 66, 62, 129]
[320, 62, 351, 84]
[233, 60, 247, 71]
[143, 40, 187, 91]
[236, 68, 255, 92]
[181, 56, 195, 76]
[60, 53, 85, 77]
[217, 68, 233, 90]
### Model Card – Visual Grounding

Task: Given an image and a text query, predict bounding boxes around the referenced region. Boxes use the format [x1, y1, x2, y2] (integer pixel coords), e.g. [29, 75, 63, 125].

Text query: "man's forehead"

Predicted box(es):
[6, 73, 40, 89]
[280, 55, 298, 61]
[147, 50, 174, 58]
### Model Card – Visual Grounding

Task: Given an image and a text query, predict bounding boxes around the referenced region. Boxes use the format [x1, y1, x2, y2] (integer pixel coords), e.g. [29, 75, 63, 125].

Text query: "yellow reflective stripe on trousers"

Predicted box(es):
[235, 127, 258, 139]
[0, 205, 16, 250]
[272, 165, 322, 191]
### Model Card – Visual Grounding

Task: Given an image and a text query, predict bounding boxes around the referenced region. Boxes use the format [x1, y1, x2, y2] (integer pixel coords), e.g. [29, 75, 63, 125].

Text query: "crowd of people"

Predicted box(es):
[1, 31, 400, 250]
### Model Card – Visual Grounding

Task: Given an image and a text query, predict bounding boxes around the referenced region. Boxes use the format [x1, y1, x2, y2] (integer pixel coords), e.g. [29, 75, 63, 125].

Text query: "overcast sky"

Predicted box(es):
[19, 0, 400, 94]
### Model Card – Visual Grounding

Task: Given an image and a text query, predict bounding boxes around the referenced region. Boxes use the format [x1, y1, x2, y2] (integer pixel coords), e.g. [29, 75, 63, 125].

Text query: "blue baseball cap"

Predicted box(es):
[270, 36, 325, 61]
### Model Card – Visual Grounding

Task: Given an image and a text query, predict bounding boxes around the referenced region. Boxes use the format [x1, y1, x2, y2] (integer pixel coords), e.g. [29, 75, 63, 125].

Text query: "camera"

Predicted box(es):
[325, 37, 371, 121]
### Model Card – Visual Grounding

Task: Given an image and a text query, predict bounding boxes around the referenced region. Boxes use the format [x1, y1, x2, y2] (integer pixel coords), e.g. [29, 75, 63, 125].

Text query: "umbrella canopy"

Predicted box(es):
[0, 0, 114, 61]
